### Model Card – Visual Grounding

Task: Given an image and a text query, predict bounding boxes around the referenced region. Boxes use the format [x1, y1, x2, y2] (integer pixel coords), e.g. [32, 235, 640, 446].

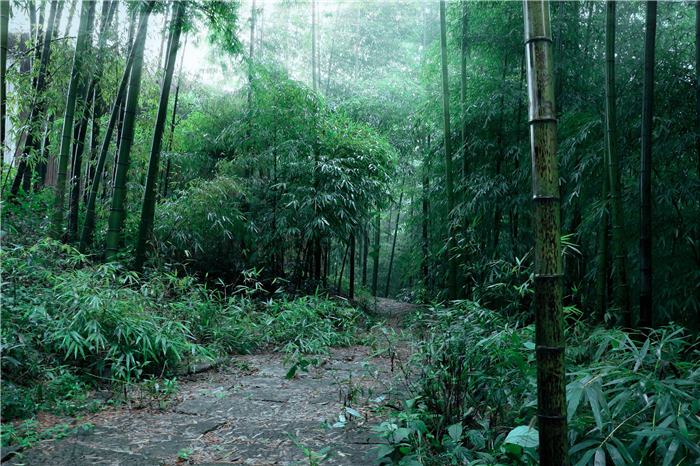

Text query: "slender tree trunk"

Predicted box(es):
[0, 0, 8, 175]
[524, 2, 568, 464]
[385, 189, 403, 298]
[134, 1, 184, 270]
[697, 1, 700, 176]
[362, 228, 368, 287]
[460, 1, 468, 171]
[248, 0, 255, 109]
[439, 0, 457, 300]
[494, 48, 509, 250]
[353, 7, 360, 79]
[460, 0, 470, 298]
[639, 1, 656, 329]
[372, 214, 380, 297]
[349, 232, 355, 299]
[79, 4, 143, 252]
[64, 0, 77, 37]
[67, 0, 97, 241]
[605, 0, 631, 327]
[157, 3, 169, 69]
[596, 130, 610, 324]
[8, 1, 58, 197]
[554, 2, 564, 110]
[337, 242, 349, 293]
[51, 0, 92, 238]
[105, 1, 154, 261]
[168, 34, 187, 152]
[67, 78, 95, 241]
[312, 0, 316, 91]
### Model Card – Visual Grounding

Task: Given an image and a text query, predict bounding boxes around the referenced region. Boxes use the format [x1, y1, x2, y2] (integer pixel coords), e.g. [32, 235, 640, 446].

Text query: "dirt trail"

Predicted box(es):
[2, 299, 417, 466]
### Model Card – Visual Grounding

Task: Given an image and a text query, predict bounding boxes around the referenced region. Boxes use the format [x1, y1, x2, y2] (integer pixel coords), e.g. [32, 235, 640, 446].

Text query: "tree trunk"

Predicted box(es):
[605, 0, 631, 327]
[460, 0, 468, 172]
[134, 1, 184, 270]
[248, 0, 255, 108]
[168, 34, 187, 152]
[523, 2, 568, 464]
[64, 0, 78, 37]
[67, 0, 98, 241]
[362, 228, 368, 287]
[439, 0, 457, 300]
[639, 1, 656, 329]
[337, 242, 349, 293]
[157, 3, 170, 69]
[385, 189, 403, 299]
[371, 214, 380, 297]
[311, 0, 316, 91]
[51, 0, 92, 239]
[596, 131, 610, 324]
[105, 1, 154, 262]
[0, 0, 8, 175]
[78, 32, 138, 253]
[8, 1, 58, 197]
[85, 1, 117, 202]
[697, 1, 700, 176]
[349, 233, 355, 299]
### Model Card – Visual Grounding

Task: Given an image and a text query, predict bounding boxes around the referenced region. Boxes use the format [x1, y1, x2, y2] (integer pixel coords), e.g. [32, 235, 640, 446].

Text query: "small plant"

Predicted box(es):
[177, 447, 194, 461]
[1, 420, 93, 449]
[369, 398, 428, 466]
[284, 352, 320, 379]
[288, 434, 336, 465]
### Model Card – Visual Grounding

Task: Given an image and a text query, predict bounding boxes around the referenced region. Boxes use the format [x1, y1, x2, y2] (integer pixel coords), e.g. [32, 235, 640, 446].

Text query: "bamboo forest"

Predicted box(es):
[1, 0, 700, 465]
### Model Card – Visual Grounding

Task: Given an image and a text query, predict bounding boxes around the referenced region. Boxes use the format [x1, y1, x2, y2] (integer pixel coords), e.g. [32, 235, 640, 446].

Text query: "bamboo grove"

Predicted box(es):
[2, 0, 700, 464]
[3, 0, 699, 326]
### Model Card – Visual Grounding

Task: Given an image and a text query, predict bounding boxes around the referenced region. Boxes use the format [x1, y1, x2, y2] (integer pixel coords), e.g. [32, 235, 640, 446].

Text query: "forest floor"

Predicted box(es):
[2, 298, 418, 466]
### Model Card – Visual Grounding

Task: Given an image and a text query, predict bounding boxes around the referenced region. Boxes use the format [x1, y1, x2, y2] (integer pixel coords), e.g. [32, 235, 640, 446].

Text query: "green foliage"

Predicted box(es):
[1, 238, 371, 421]
[377, 302, 700, 465]
[288, 433, 336, 465]
[154, 168, 247, 271]
[1, 420, 94, 450]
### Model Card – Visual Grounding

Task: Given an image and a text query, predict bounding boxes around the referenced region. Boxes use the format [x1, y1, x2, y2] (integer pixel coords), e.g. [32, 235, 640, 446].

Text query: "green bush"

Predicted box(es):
[378, 302, 700, 466]
[1, 239, 371, 421]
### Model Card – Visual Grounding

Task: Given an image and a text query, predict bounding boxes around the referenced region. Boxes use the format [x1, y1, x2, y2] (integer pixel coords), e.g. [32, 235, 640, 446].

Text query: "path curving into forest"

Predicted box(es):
[2, 299, 417, 466]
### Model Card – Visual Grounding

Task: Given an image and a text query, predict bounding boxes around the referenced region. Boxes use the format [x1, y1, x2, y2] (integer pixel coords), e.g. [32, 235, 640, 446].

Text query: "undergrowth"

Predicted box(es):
[371, 301, 700, 466]
[1, 238, 372, 425]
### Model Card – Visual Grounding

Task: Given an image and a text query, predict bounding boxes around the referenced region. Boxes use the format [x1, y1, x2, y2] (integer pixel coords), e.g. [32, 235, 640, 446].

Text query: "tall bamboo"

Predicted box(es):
[312, 0, 317, 91]
[371, 214, 380, 297]
[134, 1, 184, 270]
[639, 1, 657, 329]
[596, 130, 610, 324]
[105, 1, 154, 262]
[362, 228, 368, 287]
[349, 232, 355, 299]
[51, 1, 91, 239]
[8, 1, 58, 197]
[697, 1, 700, 176]
[85, 1, 117, 202]
[605, 0, 631, 327]
[67, 0, 97, 240]
[64, 0, 78, 37]
[524, 1, 568, 464]
[439, 0, 457, 300]
[0, 0, 8, 174]
[78, 6, 147, 253]
[168, 34, 187, 153]
[385, 189, 403, 298]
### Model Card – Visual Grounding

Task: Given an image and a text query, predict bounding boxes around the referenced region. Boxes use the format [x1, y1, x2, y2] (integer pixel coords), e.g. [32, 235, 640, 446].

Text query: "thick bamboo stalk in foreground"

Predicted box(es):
[523, 1, 568, 464]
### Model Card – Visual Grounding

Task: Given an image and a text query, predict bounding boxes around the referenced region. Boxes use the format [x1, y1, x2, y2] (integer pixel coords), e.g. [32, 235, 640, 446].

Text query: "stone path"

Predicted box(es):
[2, 298, 417, 466]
